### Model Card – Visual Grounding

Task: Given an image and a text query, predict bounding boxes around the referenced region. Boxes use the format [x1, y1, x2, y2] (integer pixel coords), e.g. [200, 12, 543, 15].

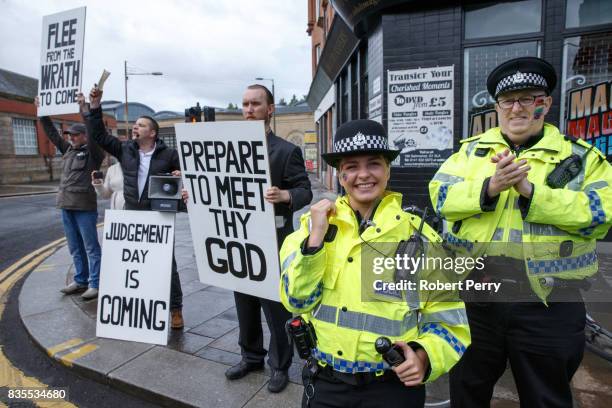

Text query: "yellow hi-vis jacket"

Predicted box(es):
[279, 192, 470, 383]
[429, 124, 612, 301]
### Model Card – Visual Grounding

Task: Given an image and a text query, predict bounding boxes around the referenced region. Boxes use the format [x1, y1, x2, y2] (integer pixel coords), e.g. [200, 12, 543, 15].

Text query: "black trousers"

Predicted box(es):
[234, 291, 293, 370]
[449, 301, 585, 408]
[302, 369, 426, 408]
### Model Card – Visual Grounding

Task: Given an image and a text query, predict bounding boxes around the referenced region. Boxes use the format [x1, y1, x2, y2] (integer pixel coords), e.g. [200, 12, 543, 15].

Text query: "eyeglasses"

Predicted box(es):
[496, 95, 547, 109]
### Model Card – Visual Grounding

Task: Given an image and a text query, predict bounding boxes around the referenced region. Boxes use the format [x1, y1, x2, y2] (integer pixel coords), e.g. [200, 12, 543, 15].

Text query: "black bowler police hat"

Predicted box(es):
[321, 119, 400, 168]
[487, 57, 557, 99]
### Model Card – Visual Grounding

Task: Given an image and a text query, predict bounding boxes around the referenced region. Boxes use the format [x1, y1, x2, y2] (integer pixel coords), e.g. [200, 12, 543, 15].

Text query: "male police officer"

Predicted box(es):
[430, 57, 612, 407]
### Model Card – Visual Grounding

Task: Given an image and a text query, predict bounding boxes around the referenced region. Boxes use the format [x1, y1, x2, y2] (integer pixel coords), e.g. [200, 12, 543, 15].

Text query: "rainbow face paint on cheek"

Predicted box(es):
[533, 99, 545, 120]
[341, 172, 348, 182]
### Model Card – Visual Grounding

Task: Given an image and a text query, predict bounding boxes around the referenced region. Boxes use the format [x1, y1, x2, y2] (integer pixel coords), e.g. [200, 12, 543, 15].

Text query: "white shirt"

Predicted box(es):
[93, 162, 125, 210]
[138, 148, 154, 199]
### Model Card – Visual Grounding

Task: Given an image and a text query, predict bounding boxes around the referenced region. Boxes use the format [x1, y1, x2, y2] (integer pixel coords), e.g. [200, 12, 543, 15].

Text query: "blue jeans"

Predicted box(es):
[61, 209, 101, 289]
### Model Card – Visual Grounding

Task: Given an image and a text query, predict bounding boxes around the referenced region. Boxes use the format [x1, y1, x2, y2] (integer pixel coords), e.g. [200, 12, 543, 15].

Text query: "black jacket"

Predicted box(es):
[40, 116, 103, 211]
[84, 107, 181, 210]
[267, 131, 312, 246]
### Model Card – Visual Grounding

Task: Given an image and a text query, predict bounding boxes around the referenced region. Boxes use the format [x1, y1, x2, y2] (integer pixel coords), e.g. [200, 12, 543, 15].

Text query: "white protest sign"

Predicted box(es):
[38, 7, 86, 116]
[96, 210, 174, 345]
[175, 121, 280, 301]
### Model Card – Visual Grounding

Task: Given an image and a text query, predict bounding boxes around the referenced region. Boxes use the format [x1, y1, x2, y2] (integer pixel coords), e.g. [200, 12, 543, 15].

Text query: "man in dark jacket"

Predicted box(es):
[224, 84, 312, 393]
[82, 88, 185, 329]
[38, 110, 104, 300]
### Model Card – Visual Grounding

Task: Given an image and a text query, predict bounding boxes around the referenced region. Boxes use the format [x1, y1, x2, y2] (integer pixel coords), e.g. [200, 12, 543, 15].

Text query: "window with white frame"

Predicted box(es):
[12, 118, 38, 155]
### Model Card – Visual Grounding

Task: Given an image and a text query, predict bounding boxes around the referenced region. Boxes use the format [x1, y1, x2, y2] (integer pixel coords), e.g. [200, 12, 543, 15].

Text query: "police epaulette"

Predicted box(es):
[400, 207, 443, 243]
[564, 134, 579, 143]
[460, 135, 482, 144]
[565, 135, 606, 160]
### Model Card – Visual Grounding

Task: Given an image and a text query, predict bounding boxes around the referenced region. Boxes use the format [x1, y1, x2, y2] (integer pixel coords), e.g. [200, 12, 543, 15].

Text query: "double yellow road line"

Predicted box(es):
[0, 236, 77, 407]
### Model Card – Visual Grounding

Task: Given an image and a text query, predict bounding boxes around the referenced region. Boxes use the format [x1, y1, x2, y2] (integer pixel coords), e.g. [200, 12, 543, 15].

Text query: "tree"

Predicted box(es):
[277, 98, 287, 106]
[289, 94, 298, 106]
[226, 102, 238, 110]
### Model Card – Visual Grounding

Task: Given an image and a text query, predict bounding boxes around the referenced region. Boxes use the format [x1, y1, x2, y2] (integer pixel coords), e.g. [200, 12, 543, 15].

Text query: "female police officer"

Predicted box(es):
[279, 119, 470, 407]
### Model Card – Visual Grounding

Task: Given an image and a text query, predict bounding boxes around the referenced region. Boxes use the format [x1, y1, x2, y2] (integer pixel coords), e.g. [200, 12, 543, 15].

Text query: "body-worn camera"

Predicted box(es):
[286, 316, 317, 359]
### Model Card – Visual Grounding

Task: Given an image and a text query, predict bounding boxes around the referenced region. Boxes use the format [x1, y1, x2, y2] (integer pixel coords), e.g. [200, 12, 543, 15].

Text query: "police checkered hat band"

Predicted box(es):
[487, 57, 557, 98]
[333, 132, 388, 154]
[495, 71, 548, 97]
[321, 119, 400, 168]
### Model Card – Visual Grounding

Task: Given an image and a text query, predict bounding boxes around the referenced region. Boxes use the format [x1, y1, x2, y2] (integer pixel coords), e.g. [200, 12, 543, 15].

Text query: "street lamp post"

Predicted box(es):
[124, 60, 163, 137]
[255, 77, 276, 134]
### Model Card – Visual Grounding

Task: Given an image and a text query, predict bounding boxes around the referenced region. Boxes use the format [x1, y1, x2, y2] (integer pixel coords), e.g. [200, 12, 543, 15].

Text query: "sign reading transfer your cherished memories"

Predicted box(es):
[38, 7, 86, 116]
[175, 121, 280, 301]
[387, 66, 454, 167]
[96, 210, 175, 345]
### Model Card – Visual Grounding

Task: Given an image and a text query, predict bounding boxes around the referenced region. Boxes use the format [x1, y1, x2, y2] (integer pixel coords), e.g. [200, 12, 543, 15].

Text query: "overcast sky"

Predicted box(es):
[0, 0, 312, 112]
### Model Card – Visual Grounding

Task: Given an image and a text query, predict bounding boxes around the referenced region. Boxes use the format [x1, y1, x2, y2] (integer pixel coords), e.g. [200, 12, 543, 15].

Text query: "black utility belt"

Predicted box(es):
[316, 363, 397, 386]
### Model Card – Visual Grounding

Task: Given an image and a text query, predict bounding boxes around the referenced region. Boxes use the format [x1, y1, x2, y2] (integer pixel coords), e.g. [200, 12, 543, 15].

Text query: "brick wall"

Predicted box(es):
[308, 0, 336, 77]
[0, 95, 118, 184]
[381, 4, 463, 211]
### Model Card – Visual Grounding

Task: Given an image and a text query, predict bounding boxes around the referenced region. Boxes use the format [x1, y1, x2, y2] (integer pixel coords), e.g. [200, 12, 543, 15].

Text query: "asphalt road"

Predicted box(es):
[0, 193, 105, 272]
[0, 192, 161, 407]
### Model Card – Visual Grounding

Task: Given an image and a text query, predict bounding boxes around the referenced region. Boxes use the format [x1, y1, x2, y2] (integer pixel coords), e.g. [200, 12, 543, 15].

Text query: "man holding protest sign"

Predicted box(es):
[36, 98, 104, 300]
[224, 84, 312, 393]
[81, 86, 186, 329]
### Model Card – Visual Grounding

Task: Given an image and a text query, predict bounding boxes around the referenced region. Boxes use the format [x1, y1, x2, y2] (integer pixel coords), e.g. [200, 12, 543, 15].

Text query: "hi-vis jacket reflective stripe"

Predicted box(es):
[429, 124, 612, 301]
[279, 192, 470, 382]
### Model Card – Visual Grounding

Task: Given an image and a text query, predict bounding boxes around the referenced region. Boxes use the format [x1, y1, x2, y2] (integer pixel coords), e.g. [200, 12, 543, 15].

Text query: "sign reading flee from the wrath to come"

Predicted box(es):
[96, 210, 175, 345]
[387, 66, 454, 168]
[175, 121, 280, 302]
[38, 7, 86, 116]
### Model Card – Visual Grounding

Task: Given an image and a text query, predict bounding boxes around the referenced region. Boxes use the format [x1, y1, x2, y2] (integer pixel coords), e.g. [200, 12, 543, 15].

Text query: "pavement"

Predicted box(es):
[8, 176, 612, 407]
[0, 180, 60, 197]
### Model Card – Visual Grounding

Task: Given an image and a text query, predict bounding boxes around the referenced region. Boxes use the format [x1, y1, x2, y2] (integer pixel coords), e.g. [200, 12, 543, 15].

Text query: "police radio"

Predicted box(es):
[375, 337, 405, 367]
[394, 206, 428, 282]
[546, 154, 582, 189]
[286, 316, 317, 359]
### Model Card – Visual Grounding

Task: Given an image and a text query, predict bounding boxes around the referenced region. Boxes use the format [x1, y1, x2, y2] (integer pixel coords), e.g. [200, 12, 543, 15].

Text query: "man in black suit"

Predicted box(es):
[224, 84, 312, 393]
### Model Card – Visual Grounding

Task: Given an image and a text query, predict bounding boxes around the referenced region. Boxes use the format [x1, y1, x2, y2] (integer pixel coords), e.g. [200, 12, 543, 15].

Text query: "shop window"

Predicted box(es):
[12, 118, 39, 155]
[463, 41, 541, 137]
[351, 59, 359, 120]
[360, 46, 369, 119]
[566, 0, 612, 29]
[340, 72, 349, 124]
[561, 32, 612, 157]
[464, 0, 541, 40]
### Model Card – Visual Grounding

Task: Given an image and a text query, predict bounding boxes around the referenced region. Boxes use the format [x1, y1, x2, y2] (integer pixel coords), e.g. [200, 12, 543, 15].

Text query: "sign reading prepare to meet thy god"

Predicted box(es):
[96, 210, 175, 346]
[175, 121, 281, 301]
[38, 7, 86, 116]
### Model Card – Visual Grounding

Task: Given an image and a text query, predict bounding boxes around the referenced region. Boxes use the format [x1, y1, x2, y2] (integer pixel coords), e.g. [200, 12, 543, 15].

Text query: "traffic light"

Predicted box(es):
[203, 107, 215, 122]
[184, 102, 202, 122]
